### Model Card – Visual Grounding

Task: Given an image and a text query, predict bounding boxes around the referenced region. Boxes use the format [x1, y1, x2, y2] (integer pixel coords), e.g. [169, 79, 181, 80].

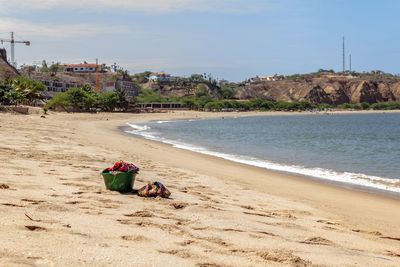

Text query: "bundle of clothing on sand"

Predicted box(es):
[102, 160, 170, 198]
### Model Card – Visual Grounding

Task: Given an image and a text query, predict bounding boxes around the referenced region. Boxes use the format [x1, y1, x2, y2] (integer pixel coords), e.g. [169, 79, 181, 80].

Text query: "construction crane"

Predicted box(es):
[96, 58, 100, 93]
[0, 32, 30, 67]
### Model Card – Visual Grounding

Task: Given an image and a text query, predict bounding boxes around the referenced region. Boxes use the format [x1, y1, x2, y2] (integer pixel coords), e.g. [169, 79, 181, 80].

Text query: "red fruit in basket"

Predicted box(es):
[127, 163, 139, 172]
[112, 161, 123, 171]
[118, 165, 129, 172]
[103, 161, 139, 173]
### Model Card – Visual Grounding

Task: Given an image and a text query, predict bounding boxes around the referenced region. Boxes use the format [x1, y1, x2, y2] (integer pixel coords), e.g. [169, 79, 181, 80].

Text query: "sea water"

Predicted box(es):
[124, 113, 400, 194]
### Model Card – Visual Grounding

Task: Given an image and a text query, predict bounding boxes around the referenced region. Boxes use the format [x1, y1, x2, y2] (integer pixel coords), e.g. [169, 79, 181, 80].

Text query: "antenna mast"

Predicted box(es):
[342, 36, 345, 72]
[349, 54, 352, 72]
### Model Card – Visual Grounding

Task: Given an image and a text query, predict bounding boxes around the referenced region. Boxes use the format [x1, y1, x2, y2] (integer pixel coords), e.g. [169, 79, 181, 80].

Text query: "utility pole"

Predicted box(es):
[342, 36, 345, 72]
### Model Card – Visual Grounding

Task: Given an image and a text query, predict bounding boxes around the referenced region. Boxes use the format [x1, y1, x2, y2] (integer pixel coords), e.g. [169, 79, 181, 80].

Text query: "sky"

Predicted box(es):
[0, 0, 399, 81]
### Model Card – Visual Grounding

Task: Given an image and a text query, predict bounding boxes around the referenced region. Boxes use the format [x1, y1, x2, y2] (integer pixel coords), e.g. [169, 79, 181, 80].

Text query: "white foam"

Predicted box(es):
[124, 122, 400, 194]
[126, 123, 151, 131]
[156, 120, 177, 124]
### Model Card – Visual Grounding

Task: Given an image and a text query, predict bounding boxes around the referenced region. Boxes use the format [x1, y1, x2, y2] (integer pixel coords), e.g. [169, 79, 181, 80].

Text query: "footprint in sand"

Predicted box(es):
[0, 184, 10, 189]
[385, 250, 400, 258]
[158, 249, 194, 259]
[65, 200, 85, 205]
[195, 263, 224, 267]
[195, 236, 230, 247]
[257, 249, 312, 266]
[243, 211, 273, 218]
[21, 199, 46, 205]
[121, 235, 149, 242]
[351, 229, 382, 236]
[177, 239, 196, 246]
[123, 210, 154, 218]
[25, 225, 47, 231]
[316, 219, 340, 226]
[380, 236, 400, 242]
[222, 228, 244, 233]
[300, 237, 334, 246]
[1, 203, 25, 208]
[170, 202, 189, 210]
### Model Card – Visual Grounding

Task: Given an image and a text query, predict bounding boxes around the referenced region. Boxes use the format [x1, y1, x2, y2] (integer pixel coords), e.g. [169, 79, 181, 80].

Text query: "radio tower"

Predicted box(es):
[349, 54, 352, 72]
[342, 36, 345, 72]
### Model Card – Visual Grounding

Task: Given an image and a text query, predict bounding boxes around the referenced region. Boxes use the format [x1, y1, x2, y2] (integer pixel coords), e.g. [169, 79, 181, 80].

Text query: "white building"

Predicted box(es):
[149, 72, 171, 82]
[65, 64, 98, 73]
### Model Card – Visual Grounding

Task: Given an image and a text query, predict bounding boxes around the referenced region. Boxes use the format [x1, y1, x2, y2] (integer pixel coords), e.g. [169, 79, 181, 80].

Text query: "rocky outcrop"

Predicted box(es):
[0, 49, 19, 81]
[238, 78, 400, 104]
[237, 81, 312, 102]
[389, 82, 400, 101]
[377, 83, 396, 102]
[350, 81, 383, 103]
[305, 86, 331, 104]
[322, 83, 350, 104]
[145, 76, 400, 104]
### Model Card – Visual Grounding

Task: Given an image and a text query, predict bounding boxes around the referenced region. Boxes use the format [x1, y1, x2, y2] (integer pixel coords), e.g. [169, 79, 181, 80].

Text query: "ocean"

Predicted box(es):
[124, 113, 400, 194]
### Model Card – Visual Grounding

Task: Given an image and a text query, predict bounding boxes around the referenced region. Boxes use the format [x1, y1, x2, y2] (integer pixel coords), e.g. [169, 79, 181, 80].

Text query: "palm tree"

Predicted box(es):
[7, 77, 46, 105]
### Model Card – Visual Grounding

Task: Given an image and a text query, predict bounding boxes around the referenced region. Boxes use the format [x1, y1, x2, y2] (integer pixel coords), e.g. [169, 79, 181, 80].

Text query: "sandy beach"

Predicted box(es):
[1, 110, 399, 267]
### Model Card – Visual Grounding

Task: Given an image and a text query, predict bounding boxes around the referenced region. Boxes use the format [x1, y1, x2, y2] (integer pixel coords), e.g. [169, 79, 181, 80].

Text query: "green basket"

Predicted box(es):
[101, 171, 136, 192]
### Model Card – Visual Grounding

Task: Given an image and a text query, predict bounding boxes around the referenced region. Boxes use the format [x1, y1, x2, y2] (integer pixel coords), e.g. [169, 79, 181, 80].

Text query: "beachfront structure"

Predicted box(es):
[40, 80, 84, 98]
[65, 64, 98, 73]
[103, 80, 139, 97]
[138, 102, 183, 110]
[149, 72, 171, 82]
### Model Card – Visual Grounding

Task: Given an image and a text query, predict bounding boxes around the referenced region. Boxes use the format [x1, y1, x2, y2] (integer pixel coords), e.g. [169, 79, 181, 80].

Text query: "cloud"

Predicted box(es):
[0, 18, 127, 38]
[0, 0, 273, 14]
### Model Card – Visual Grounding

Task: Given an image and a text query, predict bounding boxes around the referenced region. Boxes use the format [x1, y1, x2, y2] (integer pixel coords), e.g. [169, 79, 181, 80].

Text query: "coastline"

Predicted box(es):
[122, 126, 400, 200]
[121, 119, 400, 196]
[101, 111, 400, 233]
[109, 113, 400, 230]
[1, 111, 400, 266]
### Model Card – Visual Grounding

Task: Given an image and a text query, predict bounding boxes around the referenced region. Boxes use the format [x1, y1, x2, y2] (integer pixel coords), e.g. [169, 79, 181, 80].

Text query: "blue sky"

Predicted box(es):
[0, 0, 399, 81]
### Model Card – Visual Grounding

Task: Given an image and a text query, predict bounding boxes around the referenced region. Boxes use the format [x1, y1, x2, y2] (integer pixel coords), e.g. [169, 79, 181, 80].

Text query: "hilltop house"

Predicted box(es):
[149, 72, 171, 82]
[249, 76, 262, 83]
[65, 64, 98, 73]
[218, 79, 229, 86]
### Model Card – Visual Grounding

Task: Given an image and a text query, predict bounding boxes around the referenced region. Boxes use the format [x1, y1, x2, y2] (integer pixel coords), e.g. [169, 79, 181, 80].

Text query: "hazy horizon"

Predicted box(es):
[0, 0, 399, 81]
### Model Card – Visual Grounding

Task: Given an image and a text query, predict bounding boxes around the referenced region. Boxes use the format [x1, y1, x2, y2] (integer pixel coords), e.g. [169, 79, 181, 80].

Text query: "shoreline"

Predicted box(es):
[122, 123, 400, 200]
[121, 113, 400, 197]
[96, 112, 400, 231]
[122, 128, 400, 199]
[1, 111, 400, 266]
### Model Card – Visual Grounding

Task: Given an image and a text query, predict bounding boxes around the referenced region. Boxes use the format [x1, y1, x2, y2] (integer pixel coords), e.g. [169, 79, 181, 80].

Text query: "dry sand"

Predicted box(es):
[0, 110, 399, 267]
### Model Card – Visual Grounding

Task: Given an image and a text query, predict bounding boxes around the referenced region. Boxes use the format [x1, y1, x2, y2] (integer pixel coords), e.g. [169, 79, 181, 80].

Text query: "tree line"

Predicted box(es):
[1, 77, 400, 113]
[45, 87, 133, 112]
[0, 77, 134, 112]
